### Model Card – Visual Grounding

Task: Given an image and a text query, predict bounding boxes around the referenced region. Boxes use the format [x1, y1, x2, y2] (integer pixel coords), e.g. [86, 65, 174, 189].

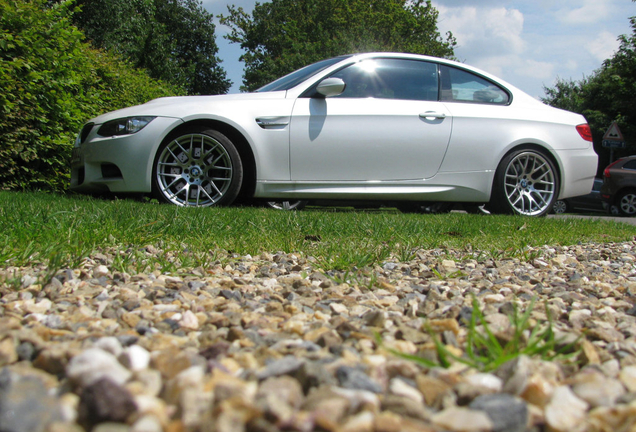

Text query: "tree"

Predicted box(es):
[0, 0, 179, 191]
[220, 0, 456, 91]
[543, 15, 636, 172]
[73, 0, 230, 95]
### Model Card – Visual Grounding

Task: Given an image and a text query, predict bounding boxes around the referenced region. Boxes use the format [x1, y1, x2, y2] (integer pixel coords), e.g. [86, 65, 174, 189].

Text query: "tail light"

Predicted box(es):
[576, 124, 593, 142]
[603, 160, 621, 178]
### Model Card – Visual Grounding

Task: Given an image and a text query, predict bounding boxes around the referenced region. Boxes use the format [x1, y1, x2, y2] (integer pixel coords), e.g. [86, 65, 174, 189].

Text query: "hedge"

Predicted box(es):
[0, 0, 181, 191]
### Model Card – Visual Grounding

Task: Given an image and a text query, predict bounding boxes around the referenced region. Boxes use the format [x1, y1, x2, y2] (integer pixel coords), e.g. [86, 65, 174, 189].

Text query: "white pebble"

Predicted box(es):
[119, 345, 151, 371]
[545, 386, 589, 431]
[179, 310, 199, 330]
[66, 348, 132, 387]
[93, 265, 110, 278]
[93, 336, 123, 357]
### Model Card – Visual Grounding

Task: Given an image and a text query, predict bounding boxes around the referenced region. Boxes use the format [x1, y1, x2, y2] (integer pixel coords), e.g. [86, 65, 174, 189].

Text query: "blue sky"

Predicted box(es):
[202, 0, 635, 98]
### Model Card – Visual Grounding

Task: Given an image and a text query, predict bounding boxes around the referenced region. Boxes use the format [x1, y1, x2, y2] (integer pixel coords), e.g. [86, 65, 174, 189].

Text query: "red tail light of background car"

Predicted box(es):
[603, 160, 621, 178]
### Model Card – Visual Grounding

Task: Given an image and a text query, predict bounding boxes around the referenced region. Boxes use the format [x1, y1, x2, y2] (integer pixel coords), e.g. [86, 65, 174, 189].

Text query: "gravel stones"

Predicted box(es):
[0, 368, 63, 432]
[544, 385, 589, 431]
[78, 378, 137, 430]
[336, 365, 384, 393]
[1, 241, 636, 431]
[67, 348, 132, 387]
[469, 394, 528, 432]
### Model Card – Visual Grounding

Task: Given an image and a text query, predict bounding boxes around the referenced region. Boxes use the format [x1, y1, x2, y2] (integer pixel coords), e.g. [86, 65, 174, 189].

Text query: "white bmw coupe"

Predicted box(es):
[71, 52, 597, 216]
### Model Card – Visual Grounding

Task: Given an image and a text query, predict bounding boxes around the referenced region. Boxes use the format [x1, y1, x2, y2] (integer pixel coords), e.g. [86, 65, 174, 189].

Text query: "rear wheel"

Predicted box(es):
[489, 148, 558, 217]
[617, 190, 636, 216]
[153, 128, 243, 207]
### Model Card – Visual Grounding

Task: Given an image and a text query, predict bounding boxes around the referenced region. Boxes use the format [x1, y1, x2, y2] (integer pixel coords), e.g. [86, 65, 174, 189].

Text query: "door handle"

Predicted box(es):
[419, 112, 446, 120]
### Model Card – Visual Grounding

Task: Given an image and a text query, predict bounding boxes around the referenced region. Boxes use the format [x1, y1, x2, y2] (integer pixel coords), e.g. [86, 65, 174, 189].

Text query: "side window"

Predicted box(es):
[622, 160, 636, 170]
[440, 65, 510, 104]
[330, 59, 438, 101]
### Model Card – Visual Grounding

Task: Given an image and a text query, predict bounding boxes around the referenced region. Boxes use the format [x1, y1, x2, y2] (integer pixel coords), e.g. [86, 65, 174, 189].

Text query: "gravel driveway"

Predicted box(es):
[1, 240, 636, 432]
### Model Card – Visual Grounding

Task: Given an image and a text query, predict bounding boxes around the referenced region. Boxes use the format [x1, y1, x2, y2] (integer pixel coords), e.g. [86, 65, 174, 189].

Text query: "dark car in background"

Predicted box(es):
[552, 178, 604, 214]
[601, 156, 636, 216]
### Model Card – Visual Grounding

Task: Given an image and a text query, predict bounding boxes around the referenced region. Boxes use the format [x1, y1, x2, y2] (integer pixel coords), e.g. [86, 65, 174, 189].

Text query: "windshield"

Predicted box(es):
[257, 56, 351, 92]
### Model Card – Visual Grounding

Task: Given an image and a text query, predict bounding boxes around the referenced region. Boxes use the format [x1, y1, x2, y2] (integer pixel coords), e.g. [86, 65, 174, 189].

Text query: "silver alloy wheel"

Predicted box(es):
[552, 200, 568, 214]
[266, 200, 308, 210]
[156, 133, 233, 207]
[619, 192, 636, 216]
[503, 151, 556, 216]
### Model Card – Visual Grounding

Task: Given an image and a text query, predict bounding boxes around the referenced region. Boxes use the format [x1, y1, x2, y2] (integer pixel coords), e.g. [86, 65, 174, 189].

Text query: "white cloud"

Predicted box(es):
[435, 6, 525, 57]
[557, 0, 611, 25]
[514, 59, 554, 80]
[467, 56, 553, 82]
[469, 55, 507, 77]
[587, 30, 620, 61]
[564, 59, 578, 71]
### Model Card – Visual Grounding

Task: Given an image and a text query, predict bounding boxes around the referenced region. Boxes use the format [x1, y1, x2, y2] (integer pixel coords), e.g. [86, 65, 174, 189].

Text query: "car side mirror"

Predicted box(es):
[315, 78, 346, 97]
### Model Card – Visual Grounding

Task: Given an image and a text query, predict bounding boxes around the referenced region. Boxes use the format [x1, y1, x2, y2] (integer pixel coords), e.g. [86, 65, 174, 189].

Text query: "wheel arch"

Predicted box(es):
[157, 119, 257, 202]
[494, 143, 563, 196]
[613, 186, 636, 205]
[488, 142, 563, 216]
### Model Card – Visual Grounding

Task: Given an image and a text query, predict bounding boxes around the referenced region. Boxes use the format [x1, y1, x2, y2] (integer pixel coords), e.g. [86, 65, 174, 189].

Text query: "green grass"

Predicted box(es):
[1, 190, 635, 275]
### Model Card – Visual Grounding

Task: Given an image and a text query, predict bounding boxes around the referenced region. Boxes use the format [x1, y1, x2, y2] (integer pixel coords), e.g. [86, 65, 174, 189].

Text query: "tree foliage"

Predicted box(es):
[220, 0, 456, 91]
[73, 0, 230, 95]
[0, 0, 180, 191]
[543, 15, 636, 171]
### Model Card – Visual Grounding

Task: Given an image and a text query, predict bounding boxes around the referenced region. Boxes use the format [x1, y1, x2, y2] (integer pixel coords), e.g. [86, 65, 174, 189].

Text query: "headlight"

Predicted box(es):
[97, 116, 156, 137]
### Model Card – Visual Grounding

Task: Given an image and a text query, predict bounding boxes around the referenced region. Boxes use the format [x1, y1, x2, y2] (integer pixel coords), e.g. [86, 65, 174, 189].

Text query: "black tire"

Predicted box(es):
[153, 127, 243, 207]
[616, 190, 636, 216]
[489, 148, 559, 217]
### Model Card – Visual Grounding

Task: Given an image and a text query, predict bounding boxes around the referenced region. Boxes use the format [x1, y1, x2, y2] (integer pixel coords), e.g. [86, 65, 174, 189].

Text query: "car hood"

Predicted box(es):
[88, 91, 288, 124]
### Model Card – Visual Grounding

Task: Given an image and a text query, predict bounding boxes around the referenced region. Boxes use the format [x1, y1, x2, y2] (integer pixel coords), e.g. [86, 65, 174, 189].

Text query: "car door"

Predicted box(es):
[288, 58, 452, 181]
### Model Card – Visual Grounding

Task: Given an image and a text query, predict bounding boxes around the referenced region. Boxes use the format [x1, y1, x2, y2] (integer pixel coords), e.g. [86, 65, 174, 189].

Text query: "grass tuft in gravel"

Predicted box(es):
[382, 296, 582, 371]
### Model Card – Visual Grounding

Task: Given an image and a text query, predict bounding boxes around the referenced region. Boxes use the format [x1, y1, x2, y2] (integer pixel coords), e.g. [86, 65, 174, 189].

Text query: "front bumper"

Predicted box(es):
[70, 117, 183, 193]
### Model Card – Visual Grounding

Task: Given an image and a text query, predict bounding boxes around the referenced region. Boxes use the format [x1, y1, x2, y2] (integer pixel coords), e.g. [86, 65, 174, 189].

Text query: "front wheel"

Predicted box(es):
[489, 148, 558, 217]
[153, 128, 243, 207]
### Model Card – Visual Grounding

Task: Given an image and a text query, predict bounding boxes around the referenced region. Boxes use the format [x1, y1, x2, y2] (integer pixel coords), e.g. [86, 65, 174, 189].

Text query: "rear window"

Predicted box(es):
[440, 65, 510, 105]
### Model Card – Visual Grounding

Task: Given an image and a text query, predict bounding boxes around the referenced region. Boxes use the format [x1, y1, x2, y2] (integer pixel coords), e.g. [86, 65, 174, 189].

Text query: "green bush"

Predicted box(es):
[0, 0, 181, 191]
